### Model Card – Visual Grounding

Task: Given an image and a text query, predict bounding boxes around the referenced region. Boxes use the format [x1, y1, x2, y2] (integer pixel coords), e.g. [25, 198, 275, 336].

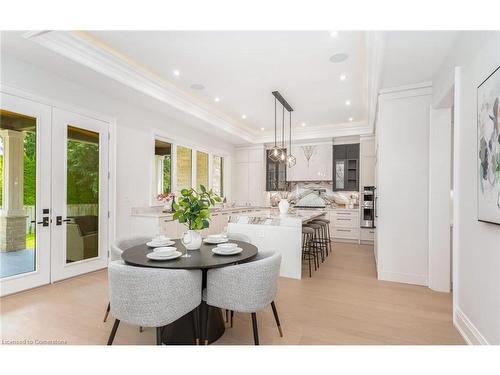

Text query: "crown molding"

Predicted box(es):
[23, 30, 256, 143]
[23, 30, 374, 146]
[253, 121, 371, 144]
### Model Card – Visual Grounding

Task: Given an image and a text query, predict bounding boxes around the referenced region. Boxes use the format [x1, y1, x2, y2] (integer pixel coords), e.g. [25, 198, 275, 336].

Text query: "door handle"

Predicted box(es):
[37, 217, 50, 227]
[56, 216, 71, 226]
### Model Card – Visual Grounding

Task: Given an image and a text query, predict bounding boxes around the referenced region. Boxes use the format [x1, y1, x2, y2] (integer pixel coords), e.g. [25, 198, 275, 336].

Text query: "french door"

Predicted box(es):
[0, 92, 109, 296]
[50, 108, 109, 281]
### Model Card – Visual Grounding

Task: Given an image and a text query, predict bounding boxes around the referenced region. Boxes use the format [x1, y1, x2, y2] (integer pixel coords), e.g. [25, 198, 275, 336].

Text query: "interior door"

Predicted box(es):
[50, 108, 109, 281]
[0, 93, 51, 296]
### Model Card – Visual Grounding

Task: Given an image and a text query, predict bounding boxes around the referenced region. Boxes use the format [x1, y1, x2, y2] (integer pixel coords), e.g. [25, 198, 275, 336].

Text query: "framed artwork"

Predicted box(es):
[478, 65, 500, 225]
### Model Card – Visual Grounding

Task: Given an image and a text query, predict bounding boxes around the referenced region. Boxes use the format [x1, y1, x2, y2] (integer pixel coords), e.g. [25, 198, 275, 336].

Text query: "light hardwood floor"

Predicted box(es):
[0, 242, 464, 345]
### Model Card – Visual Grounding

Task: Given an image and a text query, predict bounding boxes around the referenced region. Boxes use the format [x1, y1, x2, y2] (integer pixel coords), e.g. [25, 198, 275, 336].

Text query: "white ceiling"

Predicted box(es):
[88, 30, 368, 132]
[1, 30, 464, 145]
[380, 31, 460, 89]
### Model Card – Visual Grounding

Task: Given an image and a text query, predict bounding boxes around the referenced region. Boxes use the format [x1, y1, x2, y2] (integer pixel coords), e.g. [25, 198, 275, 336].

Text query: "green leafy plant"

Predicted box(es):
[172, 185, 221, 230]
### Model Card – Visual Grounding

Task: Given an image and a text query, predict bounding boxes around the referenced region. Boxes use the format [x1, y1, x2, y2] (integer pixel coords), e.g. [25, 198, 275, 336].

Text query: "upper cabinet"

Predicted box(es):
[332, 143, 360, 191]
[266, 149, 287, 191]
[286, 144, 332, 181]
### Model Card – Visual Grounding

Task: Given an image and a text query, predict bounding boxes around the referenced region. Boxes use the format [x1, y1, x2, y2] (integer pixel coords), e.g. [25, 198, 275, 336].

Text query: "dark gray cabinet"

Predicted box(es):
[332, 144, 359, 191]
[266, 149, 287, 191]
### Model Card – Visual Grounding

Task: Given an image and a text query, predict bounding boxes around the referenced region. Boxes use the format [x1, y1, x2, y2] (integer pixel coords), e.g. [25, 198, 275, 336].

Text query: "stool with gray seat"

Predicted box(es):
[103, 236, 151, 323]
[302, 225, 317, 277]
[312, 218, 332, 255]
[203, 251, 283, 345]
[106, 260, 202, 345]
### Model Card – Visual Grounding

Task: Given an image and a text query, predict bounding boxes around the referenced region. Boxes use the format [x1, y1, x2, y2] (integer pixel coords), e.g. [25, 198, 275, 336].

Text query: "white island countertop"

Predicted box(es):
[228, 209, 327, 227]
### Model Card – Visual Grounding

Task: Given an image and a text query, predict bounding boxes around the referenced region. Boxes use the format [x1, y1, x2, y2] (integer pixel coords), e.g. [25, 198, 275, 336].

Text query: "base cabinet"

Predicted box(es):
[328, 209, 360, 242]
[360, 228, 375, 243]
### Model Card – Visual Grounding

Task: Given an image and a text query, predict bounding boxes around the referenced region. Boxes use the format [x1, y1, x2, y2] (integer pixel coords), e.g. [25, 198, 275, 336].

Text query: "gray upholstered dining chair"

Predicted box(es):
[106, 260, 202, 345]
[204, 251, 282, 345]
[227, 232, 252, 243]
[103, 236, 151, 323]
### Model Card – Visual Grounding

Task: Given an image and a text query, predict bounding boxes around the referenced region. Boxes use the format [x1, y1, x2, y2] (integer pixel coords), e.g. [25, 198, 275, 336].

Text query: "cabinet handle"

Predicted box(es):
[337, 218, 351, 221]
[337, 229, 351, 232]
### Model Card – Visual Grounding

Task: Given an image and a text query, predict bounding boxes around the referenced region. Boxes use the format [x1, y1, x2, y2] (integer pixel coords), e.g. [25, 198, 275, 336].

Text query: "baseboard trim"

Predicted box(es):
[454, 308, 489, 345]
[378, 270, 428, 286]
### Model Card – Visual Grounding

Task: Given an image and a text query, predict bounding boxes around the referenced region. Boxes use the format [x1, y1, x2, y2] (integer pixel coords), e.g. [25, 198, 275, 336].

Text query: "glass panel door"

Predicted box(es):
[50, 108, 109, 282]
[0, 93, 51, 296]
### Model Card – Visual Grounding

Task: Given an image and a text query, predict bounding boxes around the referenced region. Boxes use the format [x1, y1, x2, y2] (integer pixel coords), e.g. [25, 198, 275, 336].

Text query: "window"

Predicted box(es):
[154, 139, 172, 195]
[196, 151, 209, 190]
[212, 155, 224, 197]
[176, 145, 192, 191]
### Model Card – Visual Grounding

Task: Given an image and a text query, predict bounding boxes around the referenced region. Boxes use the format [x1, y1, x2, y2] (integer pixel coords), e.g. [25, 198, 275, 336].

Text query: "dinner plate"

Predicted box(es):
[203, 238, 228, 245]
[212, 247, 243, 256]
[147, 251, 182, 260]
[147, 240, 175, 247]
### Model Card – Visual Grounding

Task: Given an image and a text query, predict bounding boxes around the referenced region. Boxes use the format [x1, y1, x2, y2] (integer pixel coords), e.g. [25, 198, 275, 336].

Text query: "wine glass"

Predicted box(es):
[180, 230, 192, 258]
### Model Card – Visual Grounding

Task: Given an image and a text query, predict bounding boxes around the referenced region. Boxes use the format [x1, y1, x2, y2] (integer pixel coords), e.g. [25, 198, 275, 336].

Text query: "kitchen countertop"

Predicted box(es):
[227, 209, 327, 227]
[131, 205, 269, 218]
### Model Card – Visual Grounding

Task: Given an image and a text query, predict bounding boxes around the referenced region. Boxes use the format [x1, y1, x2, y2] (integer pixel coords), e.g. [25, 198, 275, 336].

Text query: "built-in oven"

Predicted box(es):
[361, 186, 376, 228]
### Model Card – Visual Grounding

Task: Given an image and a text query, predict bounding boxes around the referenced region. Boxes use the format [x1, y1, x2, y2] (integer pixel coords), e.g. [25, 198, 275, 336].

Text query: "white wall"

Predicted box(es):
[428, 108, 452, 292]
[376, 85, 432, 286]
[1, 54, 235, 240]
[434, 32, 500, 344]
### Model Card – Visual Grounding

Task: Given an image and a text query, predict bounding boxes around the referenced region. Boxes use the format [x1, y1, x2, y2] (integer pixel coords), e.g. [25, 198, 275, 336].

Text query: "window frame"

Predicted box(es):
[150, 132, 229, 207]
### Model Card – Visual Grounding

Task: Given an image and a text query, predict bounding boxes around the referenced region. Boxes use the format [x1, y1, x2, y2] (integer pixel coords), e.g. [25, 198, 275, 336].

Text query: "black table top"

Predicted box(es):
[121, 239, 258, 270]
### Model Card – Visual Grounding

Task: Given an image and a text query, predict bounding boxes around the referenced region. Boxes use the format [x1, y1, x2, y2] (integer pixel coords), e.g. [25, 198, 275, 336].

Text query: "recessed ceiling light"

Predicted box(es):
[340, 74, 347, 81]
[349, 117, 354, 122]
[260, 127, 265, 131]
[329, 53, 348, 63]
[345, 100, 351, 106]
[329, 31, 339, 38]
[214, 96, 220, 102]
[173, 70, 180, 76]
[242, 114, 247, 120]
[301, 122, 306, 127]
[190, 83, 205, 90]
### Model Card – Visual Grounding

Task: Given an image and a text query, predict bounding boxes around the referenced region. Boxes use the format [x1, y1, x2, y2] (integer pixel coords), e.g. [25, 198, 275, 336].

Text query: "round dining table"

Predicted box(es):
[121, 238, 258, 345]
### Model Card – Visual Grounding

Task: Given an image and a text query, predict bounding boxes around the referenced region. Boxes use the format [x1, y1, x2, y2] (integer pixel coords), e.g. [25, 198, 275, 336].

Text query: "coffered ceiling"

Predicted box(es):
[1, 30, 461, 145]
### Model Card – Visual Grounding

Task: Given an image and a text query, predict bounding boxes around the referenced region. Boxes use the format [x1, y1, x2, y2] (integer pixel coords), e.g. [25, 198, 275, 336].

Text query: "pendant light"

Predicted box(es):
[280, 105, 287, 162]
[286, 111, 296, 167]
[269, 97, 281, 162]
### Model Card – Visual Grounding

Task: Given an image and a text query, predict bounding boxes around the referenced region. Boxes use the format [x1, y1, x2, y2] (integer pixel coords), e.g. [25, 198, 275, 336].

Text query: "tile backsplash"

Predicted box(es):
[268, 181, 359, 207]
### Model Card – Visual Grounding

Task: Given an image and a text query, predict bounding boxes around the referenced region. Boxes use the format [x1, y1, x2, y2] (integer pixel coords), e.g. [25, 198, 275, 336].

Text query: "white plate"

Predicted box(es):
[153, 247, 177, 256]
[203, 238, 228, 245]
[147, 251, 182, 261]
[212, 247, 243, 256]
[217, 242, 238, 250]
[147, 240, 175, 247]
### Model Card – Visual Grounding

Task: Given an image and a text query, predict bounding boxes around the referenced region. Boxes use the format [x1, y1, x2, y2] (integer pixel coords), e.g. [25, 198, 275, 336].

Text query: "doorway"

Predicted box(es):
[0, 92, 110, 296]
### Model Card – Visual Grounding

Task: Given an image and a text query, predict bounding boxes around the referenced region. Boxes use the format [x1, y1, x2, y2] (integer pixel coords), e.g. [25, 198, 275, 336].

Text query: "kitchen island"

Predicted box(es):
[227, 209, 327, 279]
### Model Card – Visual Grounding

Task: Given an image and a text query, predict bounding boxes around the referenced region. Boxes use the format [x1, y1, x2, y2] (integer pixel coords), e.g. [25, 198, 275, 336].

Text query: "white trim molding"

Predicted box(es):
[23, 30, 256, 143]
[23, 30, 375, 145]
[377, 270, 428, 286]
[454, 308, 490, 345]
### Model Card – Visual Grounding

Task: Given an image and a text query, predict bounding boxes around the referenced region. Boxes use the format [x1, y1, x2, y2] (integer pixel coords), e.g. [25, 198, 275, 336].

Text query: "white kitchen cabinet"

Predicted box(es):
[360, 136, 376, 188]
[360, 228, 375, 243]
[234, 146, 265, 206]
[328, 209, 360, 242]
[287, 143, 332, 181]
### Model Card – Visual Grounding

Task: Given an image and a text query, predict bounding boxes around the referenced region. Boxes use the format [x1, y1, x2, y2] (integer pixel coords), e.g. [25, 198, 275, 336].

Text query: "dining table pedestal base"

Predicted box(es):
[161, 305, 225, 345]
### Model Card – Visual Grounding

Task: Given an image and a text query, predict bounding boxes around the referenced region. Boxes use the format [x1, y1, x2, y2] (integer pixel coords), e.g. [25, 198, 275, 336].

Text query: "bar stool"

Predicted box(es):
[301, 226, 317, 277]
[307, 222, 325, 264]
[311, 220, 329, 260]
[312, 218, 332, 256]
